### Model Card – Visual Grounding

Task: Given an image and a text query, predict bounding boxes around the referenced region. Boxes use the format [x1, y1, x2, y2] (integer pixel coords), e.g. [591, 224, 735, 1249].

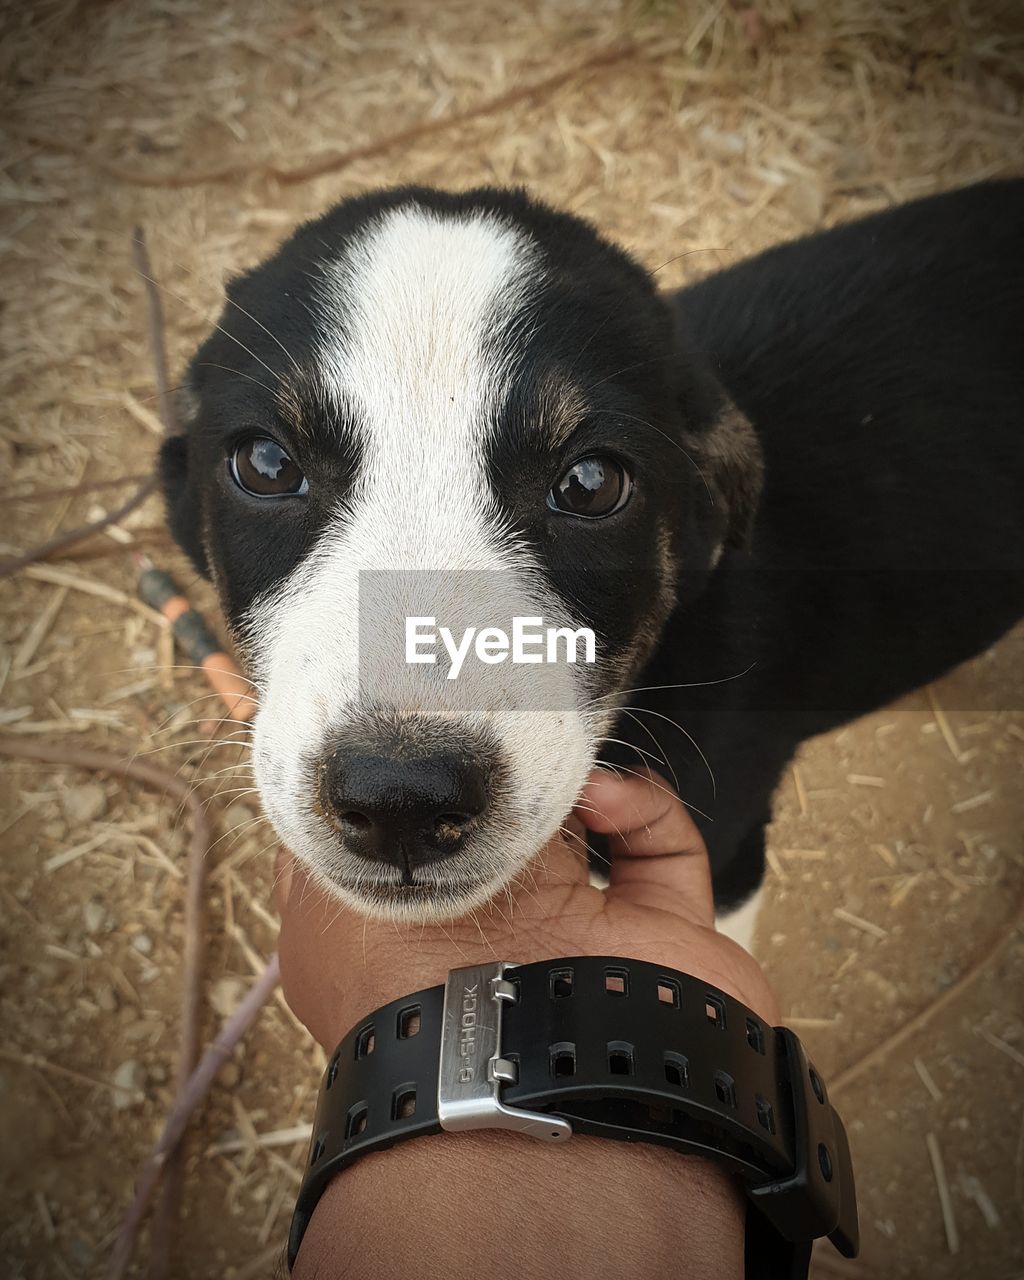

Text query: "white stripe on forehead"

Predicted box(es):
[245, 201, 558, 696]
[316, 204, 541, 529]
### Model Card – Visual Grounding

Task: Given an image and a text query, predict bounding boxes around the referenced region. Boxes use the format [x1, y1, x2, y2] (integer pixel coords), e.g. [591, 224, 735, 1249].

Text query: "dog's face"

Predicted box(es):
[162, 186, 759, 919]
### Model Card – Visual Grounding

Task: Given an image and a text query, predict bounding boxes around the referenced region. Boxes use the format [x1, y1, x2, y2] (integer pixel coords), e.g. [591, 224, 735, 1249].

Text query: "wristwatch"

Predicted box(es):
[287, 957, 859, 1277]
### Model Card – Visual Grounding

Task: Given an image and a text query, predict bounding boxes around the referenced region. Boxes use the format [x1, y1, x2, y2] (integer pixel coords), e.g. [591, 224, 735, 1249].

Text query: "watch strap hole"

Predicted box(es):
[714, 1071, 737, 1108]
[604, 967, 629, 996]
[550, 1042, 576, 1078]
[397, 1005, 422, 1038]
[705, 994, 727, 1028]
[549, 967, 574, 998]
[664, 1052, 689, 1088]
[392, 1087, 417, 1121]
[345, 1104, 368, 1142]
[354, 1025, 375, 1059]
[657, 978, 680, 1007]
[607, 1041, 634, 1076]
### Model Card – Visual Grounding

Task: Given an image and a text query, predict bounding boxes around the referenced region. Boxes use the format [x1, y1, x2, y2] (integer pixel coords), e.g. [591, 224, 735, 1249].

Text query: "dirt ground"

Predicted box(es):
[1, 2, 1022, 1278]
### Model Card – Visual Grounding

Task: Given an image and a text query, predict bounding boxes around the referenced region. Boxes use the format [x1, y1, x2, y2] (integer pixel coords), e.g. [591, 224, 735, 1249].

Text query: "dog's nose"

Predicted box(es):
[319, 747, 489, 870]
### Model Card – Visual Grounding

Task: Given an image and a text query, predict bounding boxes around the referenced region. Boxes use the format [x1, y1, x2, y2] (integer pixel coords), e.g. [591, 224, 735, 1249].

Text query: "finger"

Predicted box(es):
[575, 767, 705, 857]
[573, 767, 715, 926]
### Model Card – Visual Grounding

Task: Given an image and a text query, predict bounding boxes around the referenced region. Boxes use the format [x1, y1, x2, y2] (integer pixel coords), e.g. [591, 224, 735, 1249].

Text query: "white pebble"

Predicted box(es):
[83, 901, 107, 934]
[61, 783, 107, 826]
[111, 1060, 141, 1110]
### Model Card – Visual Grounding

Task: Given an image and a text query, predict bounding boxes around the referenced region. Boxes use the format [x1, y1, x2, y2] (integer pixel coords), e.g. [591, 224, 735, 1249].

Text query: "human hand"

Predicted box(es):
[275, 766, 778, 1050]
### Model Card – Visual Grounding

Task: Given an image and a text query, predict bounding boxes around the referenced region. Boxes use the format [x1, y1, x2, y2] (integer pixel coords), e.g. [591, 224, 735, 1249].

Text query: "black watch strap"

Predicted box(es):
[288, 957, 858, 1276]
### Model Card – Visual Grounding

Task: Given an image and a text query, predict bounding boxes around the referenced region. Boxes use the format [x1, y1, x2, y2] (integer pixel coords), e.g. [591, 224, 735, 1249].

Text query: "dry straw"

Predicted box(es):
[1, 1, 1022, 1276]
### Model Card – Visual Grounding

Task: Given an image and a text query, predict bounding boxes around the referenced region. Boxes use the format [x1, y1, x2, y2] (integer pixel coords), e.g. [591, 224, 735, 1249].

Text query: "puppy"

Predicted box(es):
[161, 179, 1024, 945]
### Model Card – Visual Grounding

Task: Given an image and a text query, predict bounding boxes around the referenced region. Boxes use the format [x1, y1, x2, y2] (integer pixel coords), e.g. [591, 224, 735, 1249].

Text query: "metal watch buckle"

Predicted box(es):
[437, 962, 572, 1143]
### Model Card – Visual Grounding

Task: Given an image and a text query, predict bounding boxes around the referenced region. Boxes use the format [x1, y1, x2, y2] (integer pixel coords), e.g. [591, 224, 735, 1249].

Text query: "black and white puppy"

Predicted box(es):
[161, 179, 1024, 947]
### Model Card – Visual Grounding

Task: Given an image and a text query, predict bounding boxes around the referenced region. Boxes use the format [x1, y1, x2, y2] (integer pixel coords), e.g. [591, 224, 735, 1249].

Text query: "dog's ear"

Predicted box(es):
[683, 398, 764, 551]
[669, 301, 763, 551]
[158, 383, 210, 577]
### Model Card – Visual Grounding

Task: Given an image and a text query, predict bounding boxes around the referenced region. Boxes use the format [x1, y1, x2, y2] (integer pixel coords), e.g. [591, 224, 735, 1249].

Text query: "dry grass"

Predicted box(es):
[1, 1, 1022, 1277]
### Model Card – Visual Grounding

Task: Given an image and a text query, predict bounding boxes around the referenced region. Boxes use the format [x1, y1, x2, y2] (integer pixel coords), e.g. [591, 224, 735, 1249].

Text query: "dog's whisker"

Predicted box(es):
[202, 786, 262, 810]
[617, 709, 681, 794]
[648, 245, 728, 278]
[611, 705, 716, 801]
[205, 816, 270, 855]
[597, 760, 713, 824]
[587, 354, 671, 390]
[585, 667, 757, 703]
[588, 406, 712, 498]
[565, 801, 629, 853]
[155, 245, 302, 379]
[593, 733, 674, 779]
[132, 261, 284, 388]
[132, 735, 252, 759]
[196, 360, 278, 397]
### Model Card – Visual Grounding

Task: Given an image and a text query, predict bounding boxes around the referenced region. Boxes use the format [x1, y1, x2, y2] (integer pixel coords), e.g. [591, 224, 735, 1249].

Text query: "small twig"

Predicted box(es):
[210, 1122, 312, 1156]
[233, 923, 305, 1036]
[0, 227, 176, 580]
[0, 1045, 145, 1102]
[231, 1241, 287, 1280]
[35, 1191, 56, 1242]
[950, 789, 994, 814]
[976, 1027, 1024, 1070]
[108, 954, 281, 1280]
[13, 584, 68, 671]
[131, 228, 178, 437]
[0, 475, 159, 580]
[832, 906, 888, 940]
[0, 736, 210, 1275]
[22, 557, 165, 622]
[925, 1132, 959, 1255]
[1016, 1110, 1024, 1214]
[832, 889, 1024, 1094]
[926, 685, 963, 762]
[959, 1172, 1001, 1229]
[791, 764, 809, 815]
[46, 528, 168, 562]
[913, 1057, 943, 1102]
[98, 36, 655, 188]
[2, 472, 153, 504]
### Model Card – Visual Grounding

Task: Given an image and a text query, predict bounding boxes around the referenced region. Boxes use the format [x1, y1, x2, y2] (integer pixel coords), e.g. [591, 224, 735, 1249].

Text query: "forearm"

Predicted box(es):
[293, 1129, 746, 1280]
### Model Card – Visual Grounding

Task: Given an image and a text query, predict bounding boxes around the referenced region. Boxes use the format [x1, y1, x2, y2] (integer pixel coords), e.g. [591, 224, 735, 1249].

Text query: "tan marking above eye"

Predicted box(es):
[533, 369, 589, 450]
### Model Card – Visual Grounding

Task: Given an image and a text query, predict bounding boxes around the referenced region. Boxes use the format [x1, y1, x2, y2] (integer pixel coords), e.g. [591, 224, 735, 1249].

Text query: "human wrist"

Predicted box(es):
[279, 893, 779, 1052]
[293, 1126, 746, 1280]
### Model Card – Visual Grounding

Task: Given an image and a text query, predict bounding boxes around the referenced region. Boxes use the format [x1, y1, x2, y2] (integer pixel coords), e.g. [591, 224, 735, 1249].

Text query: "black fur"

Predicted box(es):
[615, 178, 1024, 904]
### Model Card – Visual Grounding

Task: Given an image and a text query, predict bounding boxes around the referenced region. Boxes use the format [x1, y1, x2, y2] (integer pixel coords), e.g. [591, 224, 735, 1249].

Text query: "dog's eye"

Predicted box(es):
[548, 455, 631, 518]
[229, 437, 308, 497]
